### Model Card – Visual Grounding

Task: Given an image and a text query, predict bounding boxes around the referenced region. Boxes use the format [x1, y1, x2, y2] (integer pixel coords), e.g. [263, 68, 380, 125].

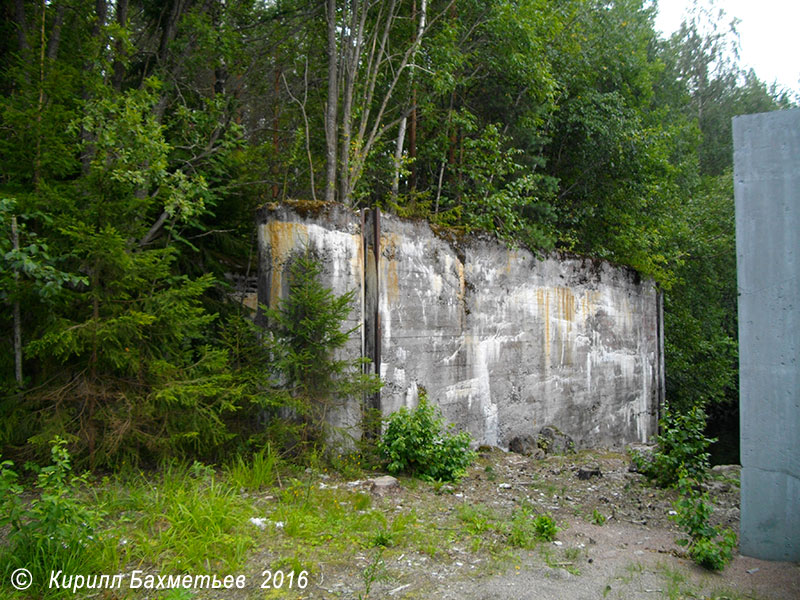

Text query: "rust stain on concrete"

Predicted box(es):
[556, 287, 576, 322]
[545, 289, 551, 368]
[381, 233, 402, 304]
[265, 221, 308, 307]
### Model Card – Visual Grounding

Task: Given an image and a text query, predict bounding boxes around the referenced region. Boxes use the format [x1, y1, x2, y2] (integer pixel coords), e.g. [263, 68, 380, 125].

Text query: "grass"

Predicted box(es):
[224, 445, 279, 491]
[658, 562, 689, 600]
[110, 461, 257, 574]
[457, 503, 498, 535]
[541, 546, 581, 576]
[4, 447, 755, 600]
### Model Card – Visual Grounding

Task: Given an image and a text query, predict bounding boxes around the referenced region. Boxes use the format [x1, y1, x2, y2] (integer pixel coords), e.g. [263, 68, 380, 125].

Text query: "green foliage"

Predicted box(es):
[377, 395, 475, 482]
[0, 438, 111, 598]
[590, 509, 606, 526]
[358, 547, 387, 600]
[507, 508, 558, 548]
[0, 198, 86, 303]
[664, 174, 738, 413]
[224, 445, 280, 491]
[532, 514, 559, 542]
[458, 504, 496, 535]
[370, 528, 395, 548]
[263, 251, 381, 451]
[507, 509, 538, 549]
[131, 460, 253, 573]
[671, 472, 737, 571]
[265, 251, 358, 399]
[633, 404, 714, 487]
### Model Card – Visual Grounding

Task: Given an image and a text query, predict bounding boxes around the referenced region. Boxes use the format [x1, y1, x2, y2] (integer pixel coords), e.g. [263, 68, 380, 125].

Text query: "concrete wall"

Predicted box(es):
[733, 109, 800, 562]
[257, 202, 661, 448]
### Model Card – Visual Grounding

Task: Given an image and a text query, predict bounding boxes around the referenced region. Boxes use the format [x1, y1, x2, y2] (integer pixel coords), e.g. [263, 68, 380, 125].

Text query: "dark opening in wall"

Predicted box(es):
[706, 401, 740, 466]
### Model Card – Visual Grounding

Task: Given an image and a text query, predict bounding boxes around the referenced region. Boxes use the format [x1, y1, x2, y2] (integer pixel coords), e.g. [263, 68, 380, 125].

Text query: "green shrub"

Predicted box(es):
[632, 404, 714, 487]
[671, 472, 737, 571]
[508, 509, 538, 549]
[377, 395, 475, 482]
[507, 509, 558, 548]
[590, 509, 606, 526]
[689, 532, 737, 571]
[0, 438, 110, 598]
[532, 514, 559, 542]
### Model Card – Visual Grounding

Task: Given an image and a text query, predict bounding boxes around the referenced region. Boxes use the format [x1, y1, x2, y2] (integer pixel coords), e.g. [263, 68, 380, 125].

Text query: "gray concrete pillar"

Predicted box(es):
[733, 108, 800, 561]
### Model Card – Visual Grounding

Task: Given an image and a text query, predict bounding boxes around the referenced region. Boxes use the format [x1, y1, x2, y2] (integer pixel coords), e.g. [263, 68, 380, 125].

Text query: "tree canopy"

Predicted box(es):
[1, 0, 794, 465]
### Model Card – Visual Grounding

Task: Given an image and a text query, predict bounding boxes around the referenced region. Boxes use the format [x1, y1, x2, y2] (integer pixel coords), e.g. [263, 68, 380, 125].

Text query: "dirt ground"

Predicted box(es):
[308, 448, 800, 600]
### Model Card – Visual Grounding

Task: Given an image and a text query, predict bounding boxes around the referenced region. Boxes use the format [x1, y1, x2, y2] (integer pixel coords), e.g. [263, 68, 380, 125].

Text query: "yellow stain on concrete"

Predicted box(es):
[545, 290, 551, 368]
[386, 259, 400, 304]
[581, 289, 601, 321]
[536, 288, 546, 313]
[380, 233, 402, 304]
[554, 287, 576, 366]
[455, 258, 466, 309]
[555, 287, 576, 322]
[505, 250, 518, 274]
[533, 286, 580, 368]
[264, 221, 308, 307]
[241, 293, 259, 312]
[352, 230, 365, 292]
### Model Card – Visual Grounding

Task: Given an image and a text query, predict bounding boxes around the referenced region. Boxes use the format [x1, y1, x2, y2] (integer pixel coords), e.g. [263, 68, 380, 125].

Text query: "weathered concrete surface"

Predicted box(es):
[257, 203, 661, 448]
[377, 217, 660, 448]
[733, 109, 800, 561]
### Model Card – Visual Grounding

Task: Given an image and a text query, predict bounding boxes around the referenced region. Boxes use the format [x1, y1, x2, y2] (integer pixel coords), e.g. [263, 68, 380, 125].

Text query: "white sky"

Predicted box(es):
[653, 0, 800, 95]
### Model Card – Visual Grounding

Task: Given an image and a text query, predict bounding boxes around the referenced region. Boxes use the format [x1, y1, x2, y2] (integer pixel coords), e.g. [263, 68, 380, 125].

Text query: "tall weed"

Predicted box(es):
[671, 472, 737, 571]
[224, 445, 279, 491]
[0, 438, 112, 598]
[132, 461, 253, 573]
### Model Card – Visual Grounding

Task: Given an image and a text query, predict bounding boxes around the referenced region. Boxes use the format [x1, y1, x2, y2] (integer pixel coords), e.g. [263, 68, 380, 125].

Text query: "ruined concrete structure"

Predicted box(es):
[257, 203, 663, 449]
[734, 109, 800, 561]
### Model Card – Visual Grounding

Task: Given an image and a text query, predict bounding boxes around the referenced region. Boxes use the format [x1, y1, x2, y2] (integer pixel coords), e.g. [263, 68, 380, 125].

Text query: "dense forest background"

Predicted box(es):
[1, 0, 795, 468]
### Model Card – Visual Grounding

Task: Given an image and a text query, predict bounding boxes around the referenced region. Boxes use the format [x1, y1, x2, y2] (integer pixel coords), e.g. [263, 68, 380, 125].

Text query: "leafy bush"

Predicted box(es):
[0, 438, 110, 598]
[671, 472, 737, 571]
[507, 508, 538, 549]
[631, 404, 714, 487]
[532, 514, 559, 542]
[590, 509, 606, 526]
[690, 532, 737, 571]
[507, 508, 559, 548]
[377, 395, 475, 482]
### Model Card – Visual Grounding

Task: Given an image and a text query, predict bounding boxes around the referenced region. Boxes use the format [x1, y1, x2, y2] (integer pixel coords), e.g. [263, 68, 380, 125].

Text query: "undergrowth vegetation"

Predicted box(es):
[631, 404, 737, 571]
[671, 471, 738, 571]
[377, 394, 476, 482]
[0, 439, 113, 599]
[632, 404, 714, 487]
[0, 438, 585, 599]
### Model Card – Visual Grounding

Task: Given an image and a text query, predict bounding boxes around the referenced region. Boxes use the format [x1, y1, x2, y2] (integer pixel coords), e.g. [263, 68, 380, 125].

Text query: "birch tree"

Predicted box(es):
[324, 0, 436, 205]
